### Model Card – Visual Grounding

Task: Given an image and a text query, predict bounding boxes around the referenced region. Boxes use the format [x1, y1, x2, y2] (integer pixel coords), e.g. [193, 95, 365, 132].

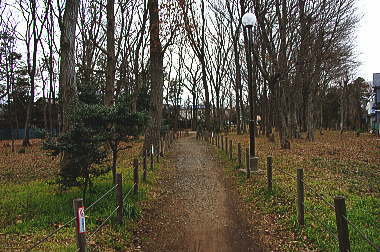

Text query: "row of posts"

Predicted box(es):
[198, 132, 351, 252]
[73, 130, 184, 251]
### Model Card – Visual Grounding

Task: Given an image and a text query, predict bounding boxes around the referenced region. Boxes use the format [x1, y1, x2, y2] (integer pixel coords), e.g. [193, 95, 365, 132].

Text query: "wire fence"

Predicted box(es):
[202, 132, 380, 252]
[26, 182, 120, 251]
[26, 216, 76, 251]
[88, 182, 136, 240]
[24, 130, 182, 251]
[273, 158, 379, 251]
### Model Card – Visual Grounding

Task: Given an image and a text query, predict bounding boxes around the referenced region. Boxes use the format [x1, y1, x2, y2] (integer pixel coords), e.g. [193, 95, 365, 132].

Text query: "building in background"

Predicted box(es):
[368, 73, 380, 134]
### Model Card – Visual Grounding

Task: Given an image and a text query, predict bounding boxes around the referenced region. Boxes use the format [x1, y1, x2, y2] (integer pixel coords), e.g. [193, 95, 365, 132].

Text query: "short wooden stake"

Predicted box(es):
[143, 150, 147, 182]
[238, 143, 242, 168]
[334, 196, 350, 252]
[133, 159, 139, 195]
[252, 156, 259, 171]
[297, 168, 305, 225]
[246, 148, 250, 178]
[229, 140, 232, 160]
[73, 198, 86, 252]
[150, 148, 154, 171]
[156, 142, 160, 163]
[225, 138, 228, 153]
[116, 173, 123, 224]
[267, 156, 273, 191]
[221, 136, 224, 150]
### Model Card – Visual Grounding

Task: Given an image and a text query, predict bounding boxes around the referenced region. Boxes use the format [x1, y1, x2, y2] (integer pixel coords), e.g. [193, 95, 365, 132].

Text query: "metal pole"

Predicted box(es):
[245, 26, 256, 164]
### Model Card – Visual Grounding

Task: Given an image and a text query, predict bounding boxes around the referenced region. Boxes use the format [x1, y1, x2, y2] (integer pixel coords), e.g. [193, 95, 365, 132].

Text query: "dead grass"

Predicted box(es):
[217, 130, 380, 251]
[0, 138, 145, 184]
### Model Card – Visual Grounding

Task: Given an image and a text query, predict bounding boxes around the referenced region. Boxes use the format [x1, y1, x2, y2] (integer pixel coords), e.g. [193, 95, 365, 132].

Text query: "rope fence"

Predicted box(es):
[199, 131, 380, 252]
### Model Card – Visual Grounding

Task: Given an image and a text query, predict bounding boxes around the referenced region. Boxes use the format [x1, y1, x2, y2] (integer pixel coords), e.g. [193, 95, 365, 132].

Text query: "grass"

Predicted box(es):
[0, 138, 160, 251]
[211, 130, 380, 251]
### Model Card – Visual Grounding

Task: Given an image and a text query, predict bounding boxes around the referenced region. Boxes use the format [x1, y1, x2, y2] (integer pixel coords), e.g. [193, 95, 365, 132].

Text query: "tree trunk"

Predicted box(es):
[145, 0, 164, 151]
[306, 94, 314, 141]
[59, 0, 80, 176]
[105, 0, 115, 107]
[192, 91, 197, 130]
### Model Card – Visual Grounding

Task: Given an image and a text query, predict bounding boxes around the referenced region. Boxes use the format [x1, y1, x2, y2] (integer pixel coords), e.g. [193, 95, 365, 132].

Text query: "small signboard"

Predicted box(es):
[77, 207, 86, 234]
[373, 73, 380, 87]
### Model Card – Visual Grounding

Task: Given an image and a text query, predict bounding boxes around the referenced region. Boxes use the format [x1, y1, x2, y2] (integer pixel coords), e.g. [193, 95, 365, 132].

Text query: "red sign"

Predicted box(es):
[77, 207, 86, 234]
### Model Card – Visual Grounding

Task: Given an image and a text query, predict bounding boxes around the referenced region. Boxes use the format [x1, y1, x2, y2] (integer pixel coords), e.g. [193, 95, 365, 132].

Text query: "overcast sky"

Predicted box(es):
[356, 0, 380, 82]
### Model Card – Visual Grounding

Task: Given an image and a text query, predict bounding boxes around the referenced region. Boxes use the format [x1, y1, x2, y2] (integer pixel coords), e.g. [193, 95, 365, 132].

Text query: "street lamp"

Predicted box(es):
[242, 12, 257, 171]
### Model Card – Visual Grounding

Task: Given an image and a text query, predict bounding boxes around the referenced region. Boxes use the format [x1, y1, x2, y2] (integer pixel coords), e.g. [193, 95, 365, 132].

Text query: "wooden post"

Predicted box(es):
[334, 196, 350, 252]
[133, 159, 139, 195]
[150, 147, 154, 171]
[116, 173, 123, 224]
[252, 157, 259, 171]
[156, 142, 160, 163]
[238, 143, 242, 168]
[143, 150, 147, 182]
[73, 198, 86, 252]
[246, 148, 250, 178]
[160, 138, 164, 157]
[221, 136, 224, 150]
[225, 137, 228, 153]
[229, 140, 232, 160]
[297, 168, 305, 225]
[163, 138, 166, 156]
[267, 156, 273, 191]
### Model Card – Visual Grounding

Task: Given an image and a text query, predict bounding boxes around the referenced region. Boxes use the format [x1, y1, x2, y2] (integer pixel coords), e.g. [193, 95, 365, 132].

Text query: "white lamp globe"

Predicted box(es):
[242, 12, 256, 28]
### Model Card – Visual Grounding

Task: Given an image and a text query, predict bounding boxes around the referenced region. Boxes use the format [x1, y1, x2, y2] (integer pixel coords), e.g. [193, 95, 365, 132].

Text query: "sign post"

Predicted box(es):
[73, 198, 86, 251]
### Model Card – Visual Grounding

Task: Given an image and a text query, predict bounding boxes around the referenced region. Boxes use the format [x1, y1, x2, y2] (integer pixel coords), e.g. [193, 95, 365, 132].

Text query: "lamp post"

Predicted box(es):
[242, 12, 257, 171]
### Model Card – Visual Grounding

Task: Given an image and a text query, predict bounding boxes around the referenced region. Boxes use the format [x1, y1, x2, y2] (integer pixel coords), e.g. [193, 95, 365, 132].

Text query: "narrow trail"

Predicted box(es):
[139, 134, 262, 252]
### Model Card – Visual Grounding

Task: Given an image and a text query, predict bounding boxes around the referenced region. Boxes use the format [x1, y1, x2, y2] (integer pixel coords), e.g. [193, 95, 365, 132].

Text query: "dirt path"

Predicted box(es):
[137, 134, 263, 252]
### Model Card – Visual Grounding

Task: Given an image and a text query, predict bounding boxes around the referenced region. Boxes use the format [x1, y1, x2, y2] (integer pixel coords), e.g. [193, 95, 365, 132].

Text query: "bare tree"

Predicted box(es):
[58, 0, 80, 175]
[18, 0, 49, 146]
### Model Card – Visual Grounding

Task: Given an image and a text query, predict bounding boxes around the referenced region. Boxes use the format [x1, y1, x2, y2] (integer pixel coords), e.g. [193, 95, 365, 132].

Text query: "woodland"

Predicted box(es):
[0, 0, 372, 151]
[0, 0, 379, 251]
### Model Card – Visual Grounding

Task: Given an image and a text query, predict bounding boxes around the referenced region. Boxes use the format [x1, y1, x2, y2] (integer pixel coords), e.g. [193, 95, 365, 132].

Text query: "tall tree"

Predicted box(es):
[145, 0, 164, 151]
[58, 0, 80, 176]
[179, 0, 211, 131]
[105, 0, 115, 107]
[19, 0, 48, 146]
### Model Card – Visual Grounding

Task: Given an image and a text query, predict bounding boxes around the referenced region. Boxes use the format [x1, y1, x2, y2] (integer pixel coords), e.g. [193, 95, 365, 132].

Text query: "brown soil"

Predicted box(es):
[136, 135, 264, 252]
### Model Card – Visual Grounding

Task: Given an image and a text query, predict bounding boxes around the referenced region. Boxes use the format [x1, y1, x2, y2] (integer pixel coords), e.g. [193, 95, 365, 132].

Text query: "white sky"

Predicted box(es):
[356, 0, 380, 82]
